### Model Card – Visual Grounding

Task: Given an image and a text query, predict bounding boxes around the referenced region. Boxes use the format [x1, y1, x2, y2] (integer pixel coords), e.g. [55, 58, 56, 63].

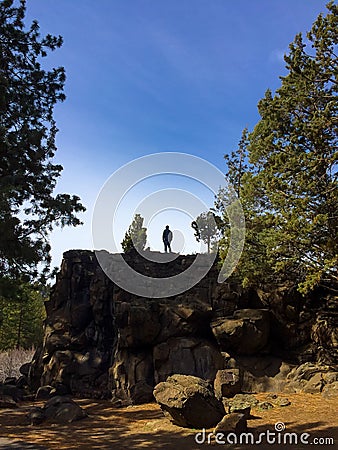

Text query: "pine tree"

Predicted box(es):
[191, 211, 218, 253]
[0, 0, 85, 288]
[0, 282, 46, 350]
[217, 2, 338, 293]
[224, 128, 250, 197]
[121, 214, 147, 252]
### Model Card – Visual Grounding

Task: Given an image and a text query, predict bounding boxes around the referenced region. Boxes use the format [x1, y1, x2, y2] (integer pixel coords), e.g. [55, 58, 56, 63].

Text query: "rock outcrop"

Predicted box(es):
[28, 249, 338, 404]
[29, 251, 116, 398]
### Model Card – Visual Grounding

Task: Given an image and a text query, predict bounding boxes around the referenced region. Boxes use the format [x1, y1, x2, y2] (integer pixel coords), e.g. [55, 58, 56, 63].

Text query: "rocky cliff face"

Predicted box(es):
[30, 251, 115, 397]
[29, 249, 337, 402]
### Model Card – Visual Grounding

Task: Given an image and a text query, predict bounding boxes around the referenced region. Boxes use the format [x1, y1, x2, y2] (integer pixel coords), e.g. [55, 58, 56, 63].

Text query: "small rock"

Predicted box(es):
[28, 407, 45, 425]
[323, 372, 338, 384]
[0, 384, 24, 402]
[223, 393, 258, 418]
[266, 393, 278, 400]
[36, 386, 53, 400]
[258, 401, 274, 410]
[265, 394, 291, 407]
[274, 397, 291, 407]
[16, 376, 28, 388]
[229, 393, 258, 409]
[322, 381, 338, 399]
[0, 395, 17, 409]
[19, 362, 31, 377]
[223, 399, 251, 419]
[214, 413, 247, 435]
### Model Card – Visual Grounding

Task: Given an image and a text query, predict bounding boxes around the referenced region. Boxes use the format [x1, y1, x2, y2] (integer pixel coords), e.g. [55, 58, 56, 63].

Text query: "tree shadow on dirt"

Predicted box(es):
[0, 400, 337, 450]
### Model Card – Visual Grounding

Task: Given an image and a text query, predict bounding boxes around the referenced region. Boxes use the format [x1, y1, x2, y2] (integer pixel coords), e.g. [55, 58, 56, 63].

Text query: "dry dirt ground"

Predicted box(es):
[0, 393, 337, 450]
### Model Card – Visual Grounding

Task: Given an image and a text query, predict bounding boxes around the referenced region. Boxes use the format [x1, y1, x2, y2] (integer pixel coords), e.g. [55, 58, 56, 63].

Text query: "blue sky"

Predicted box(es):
[24, 0, 330, 267]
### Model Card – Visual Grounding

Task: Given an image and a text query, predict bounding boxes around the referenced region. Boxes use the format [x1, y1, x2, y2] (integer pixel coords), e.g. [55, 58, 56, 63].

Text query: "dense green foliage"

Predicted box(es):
[217, 2, 337, 294]
[0, 0, 85, 288]
[121, 214, 147, 252]
[0, 282, 46, 350]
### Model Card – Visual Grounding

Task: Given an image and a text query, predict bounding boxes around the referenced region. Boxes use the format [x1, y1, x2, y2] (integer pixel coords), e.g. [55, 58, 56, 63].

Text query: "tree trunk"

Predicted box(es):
[16, 300, 23, 349]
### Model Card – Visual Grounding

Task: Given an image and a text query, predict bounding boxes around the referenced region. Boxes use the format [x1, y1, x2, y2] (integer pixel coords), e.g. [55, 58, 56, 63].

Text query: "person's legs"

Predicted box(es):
[168, 242, 171, 252]
[164, 241, 168, 252]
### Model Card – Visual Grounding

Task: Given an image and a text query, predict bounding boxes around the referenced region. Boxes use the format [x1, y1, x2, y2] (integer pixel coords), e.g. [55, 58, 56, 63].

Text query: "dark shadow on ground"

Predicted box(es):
[0, 397, 336, 450]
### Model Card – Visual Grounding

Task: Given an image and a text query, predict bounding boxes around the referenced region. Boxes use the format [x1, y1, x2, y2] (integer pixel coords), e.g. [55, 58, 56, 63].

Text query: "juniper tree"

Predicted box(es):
[217, 2, 338, 293]
[0, 0, 85, 288]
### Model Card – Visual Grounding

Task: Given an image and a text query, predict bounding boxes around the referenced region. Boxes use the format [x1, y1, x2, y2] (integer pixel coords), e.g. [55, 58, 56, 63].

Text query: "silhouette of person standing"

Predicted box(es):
[162, 225, 173, 253]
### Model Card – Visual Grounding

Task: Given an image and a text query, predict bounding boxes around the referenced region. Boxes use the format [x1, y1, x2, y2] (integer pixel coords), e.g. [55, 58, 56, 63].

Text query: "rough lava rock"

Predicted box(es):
[43, 396, 87, 423]
[234, 356, 294, 393]
[214, 369, 241, 399]
[153, 337, 224, 384]
[0, 395, 17, 409]
[285, 362, 338, 393]
[214, 413, 247, 435]
[211, 309, 270, 355]
[322, 381, 338, 399]
[27, 250, 338, 403]
[153, 374, 225, 428]
[35, 386, 53, 400]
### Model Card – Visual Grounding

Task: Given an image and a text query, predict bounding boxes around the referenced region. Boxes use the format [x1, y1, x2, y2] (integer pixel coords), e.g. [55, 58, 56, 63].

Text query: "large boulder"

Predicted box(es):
[43, 396, 87, 423]
[27, 396, 87, 425]
[211, 309, 270, 355]
[153, 374, 225, 428]
[27, 407, 45, 425]
[155, 298, 213, 343]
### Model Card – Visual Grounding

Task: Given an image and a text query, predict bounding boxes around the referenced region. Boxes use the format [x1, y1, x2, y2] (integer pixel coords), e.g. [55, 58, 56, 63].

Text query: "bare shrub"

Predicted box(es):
[0, 347, 35, 382]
